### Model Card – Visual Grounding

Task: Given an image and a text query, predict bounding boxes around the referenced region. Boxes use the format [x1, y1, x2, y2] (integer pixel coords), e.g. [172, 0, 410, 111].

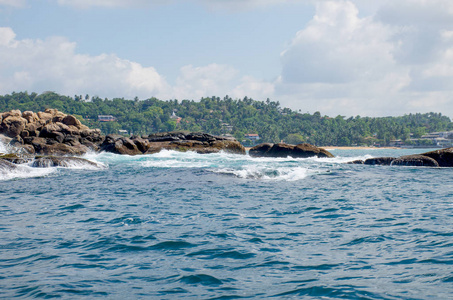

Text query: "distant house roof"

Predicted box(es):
[98, 115, 115, 122]
[245, 134, 259, 137]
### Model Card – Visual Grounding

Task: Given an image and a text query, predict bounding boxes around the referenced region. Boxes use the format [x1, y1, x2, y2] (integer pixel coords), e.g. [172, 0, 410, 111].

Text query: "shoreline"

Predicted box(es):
[322, 146, 400, 150]
[244, 146, 401, 151]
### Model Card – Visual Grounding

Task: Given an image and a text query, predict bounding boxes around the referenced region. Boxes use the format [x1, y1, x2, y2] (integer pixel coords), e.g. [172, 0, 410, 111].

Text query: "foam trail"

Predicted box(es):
[0, 164, 55, 181]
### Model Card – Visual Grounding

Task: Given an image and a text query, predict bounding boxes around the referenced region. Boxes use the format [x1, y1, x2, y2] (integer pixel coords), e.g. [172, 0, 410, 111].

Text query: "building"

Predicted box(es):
[245, 133, 260, 143]
[170, 111, 182, 124]
[98, 115, 115, 122]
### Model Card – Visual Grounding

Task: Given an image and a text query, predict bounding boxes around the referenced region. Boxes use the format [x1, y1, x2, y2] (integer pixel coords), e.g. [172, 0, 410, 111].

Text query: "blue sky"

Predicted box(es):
[1, 0, 453, 118]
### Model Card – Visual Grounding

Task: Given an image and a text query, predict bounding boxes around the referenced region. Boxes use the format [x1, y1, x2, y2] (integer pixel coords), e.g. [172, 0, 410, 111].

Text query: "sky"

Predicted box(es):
[0, 0, 453, 118]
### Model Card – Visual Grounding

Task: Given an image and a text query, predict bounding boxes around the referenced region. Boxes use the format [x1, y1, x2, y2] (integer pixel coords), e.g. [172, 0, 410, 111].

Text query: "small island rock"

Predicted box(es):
[249, 143, 334, 158]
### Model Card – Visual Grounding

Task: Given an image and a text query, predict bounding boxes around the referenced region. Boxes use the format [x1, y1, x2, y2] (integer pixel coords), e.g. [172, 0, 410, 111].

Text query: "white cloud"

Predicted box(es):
[0, 27, 270, 103]
[0, 0, 26, 7]
[55, 0, 301, 10]
[276, 0, 453, 117]
[56, 0, 151, 9]
[0, 27, 169, 99]
[172, 64, 239, 100]
[171, 64, 272, 101]
[197, 0, 301, 11]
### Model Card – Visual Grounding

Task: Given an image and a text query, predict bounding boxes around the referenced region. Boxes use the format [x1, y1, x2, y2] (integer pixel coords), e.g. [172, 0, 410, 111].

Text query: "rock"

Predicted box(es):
[22, 111, 39, 123]
[249, 142, 333, 158]
[0, 154, 34, 164]
[347, 160, 364, 164]
[31, 156, 99, 168]
[2, 110, 22, 119]
[37, 111, 53, 124]
[62, 115, 82, 127]
[133, 137, 150, 153]
[363, 157, 395, 165]
[100, 134, 142, 155]
[391, 155, 439, 167]
[40, 143, 89, 156]
[421, 147, 453, 167]
[0, 159, 18, 172]
[0, 115, 27, 137]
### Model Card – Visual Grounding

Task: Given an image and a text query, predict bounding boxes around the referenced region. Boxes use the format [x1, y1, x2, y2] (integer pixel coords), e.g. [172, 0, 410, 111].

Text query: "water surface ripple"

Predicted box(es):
[1, 149, 452, 299]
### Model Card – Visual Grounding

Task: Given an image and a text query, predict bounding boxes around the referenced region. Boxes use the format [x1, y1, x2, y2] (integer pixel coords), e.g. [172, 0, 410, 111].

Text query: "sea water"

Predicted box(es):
[0, 147, 452, 299]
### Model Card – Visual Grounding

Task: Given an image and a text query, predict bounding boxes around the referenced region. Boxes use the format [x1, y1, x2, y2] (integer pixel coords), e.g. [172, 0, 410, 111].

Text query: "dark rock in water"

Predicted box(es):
[364, 157, 395, 166]
[137, 132, 245, 155]
[421, 147, 453, 167]
[0, 158, 19, 171]
[0, 154, 34, 164]
[391, 155, 439, 167]
[31, 156, 99, 168]
[100, 134, 142, 155]
[1, 109, 104, 155]
[347, 160, 364, 164]
[249, 143, 334, 158]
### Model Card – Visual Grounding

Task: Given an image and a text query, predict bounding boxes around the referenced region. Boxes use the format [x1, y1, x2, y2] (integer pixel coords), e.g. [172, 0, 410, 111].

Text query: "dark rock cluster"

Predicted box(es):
[348, 148, 453, 167]
[249, 143, 334, 158]
[0, 109, 246, 156]
[0, 109, 102, 155]
[100, 132, 246, 155]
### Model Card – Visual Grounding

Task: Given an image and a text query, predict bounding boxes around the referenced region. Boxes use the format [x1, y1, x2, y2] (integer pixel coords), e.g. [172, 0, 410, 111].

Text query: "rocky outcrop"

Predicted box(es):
[0, 153, 101, 169]
[421, 148, 453, 167]
[0, 109, 246, 156]
[348, 149, 453, 167]
[249, 143, 334, 158]
[31, 156, 101, 168]
[0, 154, 34, 164]
[0, 158, 18, 171]
[0, 109, 102, 155]
[390, 155, 439, 167]
[364, 157, 395, 166]
[100, 132, 246, 155]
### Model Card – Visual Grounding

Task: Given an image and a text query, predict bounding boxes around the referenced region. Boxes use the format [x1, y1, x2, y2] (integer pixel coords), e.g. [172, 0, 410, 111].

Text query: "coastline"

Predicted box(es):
[245, 146, 400, 151]
[322, 146, 400, 150]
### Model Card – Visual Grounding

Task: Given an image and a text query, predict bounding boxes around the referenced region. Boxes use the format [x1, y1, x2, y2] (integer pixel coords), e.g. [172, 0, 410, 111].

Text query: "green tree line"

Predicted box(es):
[1, 91, 452, 146]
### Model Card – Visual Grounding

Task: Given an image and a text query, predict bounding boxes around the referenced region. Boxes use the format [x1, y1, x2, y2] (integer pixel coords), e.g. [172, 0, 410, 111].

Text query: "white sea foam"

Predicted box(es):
[214, 165, 312, 181]
[0, 164, 55, 181]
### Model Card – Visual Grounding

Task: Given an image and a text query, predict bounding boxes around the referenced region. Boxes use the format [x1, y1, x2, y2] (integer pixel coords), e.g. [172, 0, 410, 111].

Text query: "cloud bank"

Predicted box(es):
[276, 0, 453, 117]
[0, 27, 268, 102]
[1, 0, 453, 117]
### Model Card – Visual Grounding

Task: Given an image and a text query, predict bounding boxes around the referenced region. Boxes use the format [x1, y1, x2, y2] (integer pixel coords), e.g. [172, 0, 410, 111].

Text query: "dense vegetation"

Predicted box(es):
[1, 91, 452, 146]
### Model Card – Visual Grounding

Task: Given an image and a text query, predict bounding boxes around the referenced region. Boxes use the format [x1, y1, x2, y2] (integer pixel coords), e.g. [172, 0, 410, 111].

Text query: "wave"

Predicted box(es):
[0, 163, 55, 181]
[214, 166, 312, 181]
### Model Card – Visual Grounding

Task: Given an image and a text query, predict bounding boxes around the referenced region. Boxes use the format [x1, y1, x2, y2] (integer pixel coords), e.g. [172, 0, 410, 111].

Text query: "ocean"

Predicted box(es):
[1, 146, 452, 299]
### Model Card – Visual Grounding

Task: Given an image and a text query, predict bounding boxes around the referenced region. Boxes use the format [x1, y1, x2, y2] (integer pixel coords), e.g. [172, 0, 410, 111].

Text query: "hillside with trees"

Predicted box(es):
[1, 91, 452, 146]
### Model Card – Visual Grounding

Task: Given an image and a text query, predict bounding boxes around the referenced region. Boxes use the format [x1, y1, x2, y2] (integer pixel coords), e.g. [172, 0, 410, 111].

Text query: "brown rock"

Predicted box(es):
[363, 157, 395, 165]
[0, 115, 27, 137]
[31, 156, 99, 168]
[249, 142, 333, 158]
[22, 111, 39, 123]
[391, 155, 439, 167]
[37, 111, 53, 124]
[421, 147, 453, 167]
[62, 115, 82, 127]
[100, 134, 142, 155]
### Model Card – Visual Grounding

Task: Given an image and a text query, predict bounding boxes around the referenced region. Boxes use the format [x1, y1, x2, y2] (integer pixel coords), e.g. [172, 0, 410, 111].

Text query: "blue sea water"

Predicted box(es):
[1, 146, 453, 299]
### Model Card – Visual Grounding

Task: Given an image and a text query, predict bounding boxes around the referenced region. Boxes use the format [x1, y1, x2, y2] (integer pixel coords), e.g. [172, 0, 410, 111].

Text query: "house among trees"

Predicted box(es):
[170, 111, 182, 124]
[245, 133, 260, 143]
[98, 115, 115, 122]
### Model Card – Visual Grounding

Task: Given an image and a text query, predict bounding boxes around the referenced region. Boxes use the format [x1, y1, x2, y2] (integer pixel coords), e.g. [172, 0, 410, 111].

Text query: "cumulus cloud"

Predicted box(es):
[0, 0, 26, 7]
[170, 64, 273, 101]
[56, 0, 151, 9]
[276, 0, 453, 117]
[0, 27, 169, 99]
[0, 27, 270, 102]
[55, 0, 300, 10]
